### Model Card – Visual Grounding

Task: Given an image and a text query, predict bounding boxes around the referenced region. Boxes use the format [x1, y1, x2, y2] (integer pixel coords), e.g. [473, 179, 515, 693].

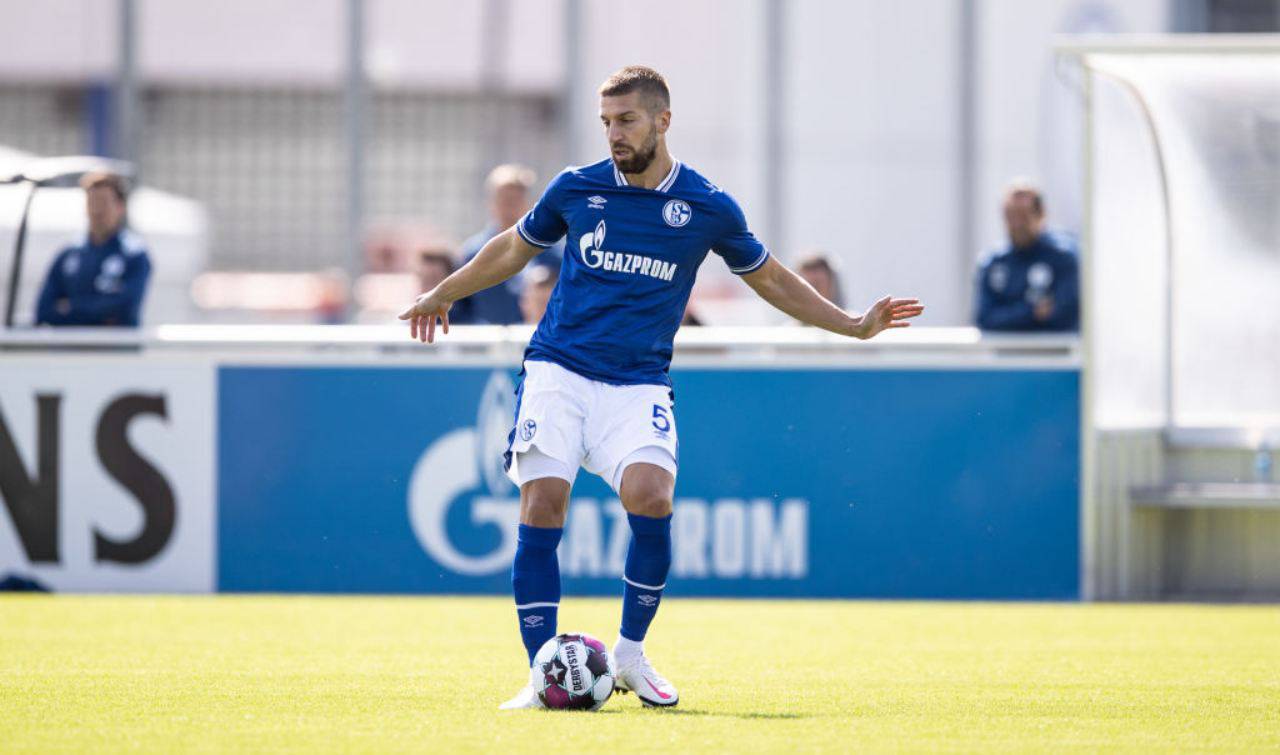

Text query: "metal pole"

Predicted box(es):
[116, 0, 139, 166]
[1079, 66, 1097, 600]
[562, 0, 583, 167]
[480, 0, 510, 171]
[1170, 0, 1210, 32]
[4, 183, 38, 328]
[957, 0, 978, 317]
[344, 0, 367, 304]
[762, 0, 786, 256]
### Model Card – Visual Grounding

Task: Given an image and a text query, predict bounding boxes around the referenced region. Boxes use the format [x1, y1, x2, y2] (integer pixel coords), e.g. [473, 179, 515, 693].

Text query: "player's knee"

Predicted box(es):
[626, 493, 672, 519]
[521, 495, 568, 527]
[520, 478, 570, 527]
[619, 471, 674, 519]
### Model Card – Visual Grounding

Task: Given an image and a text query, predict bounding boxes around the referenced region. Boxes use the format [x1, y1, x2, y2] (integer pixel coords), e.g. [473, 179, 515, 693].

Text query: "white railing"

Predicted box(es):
[0, 325, 1079, 368]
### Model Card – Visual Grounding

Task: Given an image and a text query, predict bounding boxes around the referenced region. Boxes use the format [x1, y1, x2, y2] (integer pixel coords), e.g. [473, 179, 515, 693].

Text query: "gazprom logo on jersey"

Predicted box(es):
[579, 220, 678, 282]
[406, 371, 808, 581]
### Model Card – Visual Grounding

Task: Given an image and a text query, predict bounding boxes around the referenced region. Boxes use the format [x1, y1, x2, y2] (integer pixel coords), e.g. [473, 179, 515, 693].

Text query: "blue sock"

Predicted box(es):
[512, 524, 562, 665]
[620, 513, 672, 642]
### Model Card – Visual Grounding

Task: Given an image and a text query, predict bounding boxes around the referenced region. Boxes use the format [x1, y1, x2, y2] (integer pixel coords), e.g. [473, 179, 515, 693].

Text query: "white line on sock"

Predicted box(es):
[622, 576, 666, 591]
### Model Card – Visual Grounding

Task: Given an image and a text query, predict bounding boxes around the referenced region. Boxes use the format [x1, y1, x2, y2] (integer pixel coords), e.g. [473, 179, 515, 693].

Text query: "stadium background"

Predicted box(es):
[3, 2, 1280, 750]
[2, 0, 1279, 601]
[0, 0, 1176, 325]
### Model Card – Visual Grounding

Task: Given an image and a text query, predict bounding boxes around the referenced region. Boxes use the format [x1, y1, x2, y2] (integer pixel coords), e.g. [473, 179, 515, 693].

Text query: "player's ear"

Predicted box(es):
[655, 109, 671, 134]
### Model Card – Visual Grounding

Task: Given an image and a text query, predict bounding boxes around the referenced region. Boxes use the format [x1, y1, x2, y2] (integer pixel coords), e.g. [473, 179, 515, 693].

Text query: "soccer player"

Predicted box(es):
[399, 66, 924, 709]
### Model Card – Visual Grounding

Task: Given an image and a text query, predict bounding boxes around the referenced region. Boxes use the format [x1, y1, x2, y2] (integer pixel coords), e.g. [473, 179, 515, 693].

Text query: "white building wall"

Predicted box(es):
[974, 0, 1168, 254]
[0, 0, 1171, 323]
[0, 0, 117, 80]
[785, 0, 962, 322]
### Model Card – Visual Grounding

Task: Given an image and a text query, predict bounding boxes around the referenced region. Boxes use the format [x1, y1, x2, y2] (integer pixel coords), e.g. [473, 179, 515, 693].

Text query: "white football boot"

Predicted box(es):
[497, 683, 544, 710]
[613, 646, 679, 707]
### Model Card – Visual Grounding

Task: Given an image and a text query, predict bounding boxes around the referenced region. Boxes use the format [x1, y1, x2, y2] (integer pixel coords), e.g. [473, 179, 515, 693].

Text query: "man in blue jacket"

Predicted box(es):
[35, 172, 151, 327]
[449, 164, 562, 325]
[975, 183, 1078, 332]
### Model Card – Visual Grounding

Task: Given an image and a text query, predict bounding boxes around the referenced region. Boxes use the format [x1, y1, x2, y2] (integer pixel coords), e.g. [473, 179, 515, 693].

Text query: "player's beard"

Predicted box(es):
[611, 128, 659, 175]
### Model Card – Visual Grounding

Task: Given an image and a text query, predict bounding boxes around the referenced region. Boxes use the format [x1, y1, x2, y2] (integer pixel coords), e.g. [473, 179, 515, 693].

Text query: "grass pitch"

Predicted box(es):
[1, 597, 1277, 753]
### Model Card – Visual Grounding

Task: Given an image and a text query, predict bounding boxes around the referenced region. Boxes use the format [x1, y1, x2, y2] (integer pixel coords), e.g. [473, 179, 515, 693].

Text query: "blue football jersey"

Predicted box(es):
[515, 158, 770, 386]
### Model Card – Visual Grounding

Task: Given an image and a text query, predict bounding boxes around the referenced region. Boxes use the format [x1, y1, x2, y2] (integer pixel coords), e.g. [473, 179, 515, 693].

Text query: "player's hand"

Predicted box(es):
[851, 296, 923, 339]
[398, 291, 452, 343]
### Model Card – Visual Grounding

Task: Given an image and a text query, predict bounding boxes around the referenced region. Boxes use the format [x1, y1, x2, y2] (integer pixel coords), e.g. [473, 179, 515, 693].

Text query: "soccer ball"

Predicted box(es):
[531, 633, 616, 711]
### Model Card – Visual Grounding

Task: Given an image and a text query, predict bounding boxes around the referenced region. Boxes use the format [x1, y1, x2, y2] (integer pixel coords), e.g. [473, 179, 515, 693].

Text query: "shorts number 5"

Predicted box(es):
[651, 404, 672, 433]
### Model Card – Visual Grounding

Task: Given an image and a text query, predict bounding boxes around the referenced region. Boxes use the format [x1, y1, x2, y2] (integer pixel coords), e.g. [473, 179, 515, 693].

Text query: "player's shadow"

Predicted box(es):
[640, 708, 811, 720]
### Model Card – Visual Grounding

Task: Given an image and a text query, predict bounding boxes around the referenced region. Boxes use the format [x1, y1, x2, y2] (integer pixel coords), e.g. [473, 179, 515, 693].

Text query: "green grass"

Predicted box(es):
[1, 597, 1277, 753]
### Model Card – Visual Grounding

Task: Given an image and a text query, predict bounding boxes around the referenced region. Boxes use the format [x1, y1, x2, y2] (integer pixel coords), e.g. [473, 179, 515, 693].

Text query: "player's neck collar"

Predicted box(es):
[85, 226, 122, 248]
[613, 158, 681, 193]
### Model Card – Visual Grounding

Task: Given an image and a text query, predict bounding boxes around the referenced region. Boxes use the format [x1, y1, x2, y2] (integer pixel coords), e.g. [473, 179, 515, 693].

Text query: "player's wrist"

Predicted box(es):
[845, 314, 867, 339]
[427, 283, 458, 307]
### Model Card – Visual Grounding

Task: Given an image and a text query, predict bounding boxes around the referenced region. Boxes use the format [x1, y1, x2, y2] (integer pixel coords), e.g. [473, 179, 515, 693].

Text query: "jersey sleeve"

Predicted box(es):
[515, 170, 572, 249]
[711, 193, 770, 275]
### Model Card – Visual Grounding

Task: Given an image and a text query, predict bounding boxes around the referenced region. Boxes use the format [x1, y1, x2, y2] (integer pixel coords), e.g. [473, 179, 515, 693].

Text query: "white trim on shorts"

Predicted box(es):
[512, 446, 578, 487]
[609, 445, 678, 496]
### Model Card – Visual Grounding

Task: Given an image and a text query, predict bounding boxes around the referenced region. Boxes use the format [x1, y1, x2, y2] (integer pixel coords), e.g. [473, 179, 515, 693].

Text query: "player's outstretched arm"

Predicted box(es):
[741, 256, 924, 339]
[397, 227, 542, 343]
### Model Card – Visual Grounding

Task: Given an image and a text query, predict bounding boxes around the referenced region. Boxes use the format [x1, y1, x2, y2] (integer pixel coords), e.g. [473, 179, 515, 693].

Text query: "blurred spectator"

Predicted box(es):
[35, 172, 151, 326]
[792, 253, 843, 326]
[450, 164, 563, 324]
[680, 306, 704, 326]
[519, 265, 557, 325]
[975, 182, 1079, 332]
[414, 244, 456, 294]
[363, 222, 450, 273]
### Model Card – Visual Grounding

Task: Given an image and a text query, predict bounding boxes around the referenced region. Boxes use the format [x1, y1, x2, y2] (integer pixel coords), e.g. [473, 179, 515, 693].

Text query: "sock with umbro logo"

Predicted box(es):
[512, 523, 562, 665]
[619, 512, 672, 643]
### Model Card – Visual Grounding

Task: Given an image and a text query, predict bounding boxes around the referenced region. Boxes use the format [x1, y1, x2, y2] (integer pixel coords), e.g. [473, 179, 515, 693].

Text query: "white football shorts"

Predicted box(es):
[504, 359, 678, 494]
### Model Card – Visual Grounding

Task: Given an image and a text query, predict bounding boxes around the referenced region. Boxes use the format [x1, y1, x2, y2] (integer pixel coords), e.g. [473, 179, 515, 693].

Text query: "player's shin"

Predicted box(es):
[512, 523, 563, 665]
[618, 512, 672, 646]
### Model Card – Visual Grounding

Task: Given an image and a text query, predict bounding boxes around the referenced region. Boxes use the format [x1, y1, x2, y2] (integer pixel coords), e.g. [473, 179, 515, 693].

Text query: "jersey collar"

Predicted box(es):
[613, 158, 682, 193]
[81, 228, 123, 251]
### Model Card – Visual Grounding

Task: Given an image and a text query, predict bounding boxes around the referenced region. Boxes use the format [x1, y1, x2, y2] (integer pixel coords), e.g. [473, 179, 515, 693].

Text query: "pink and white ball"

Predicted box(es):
[531, 633, 616, 711]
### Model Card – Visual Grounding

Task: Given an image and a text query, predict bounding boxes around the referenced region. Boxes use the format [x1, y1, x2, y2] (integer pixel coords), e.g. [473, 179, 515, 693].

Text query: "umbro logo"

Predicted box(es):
[523, 615, 544, 628]
[587, 195, 607, 209]
[637, 595, 658, 607]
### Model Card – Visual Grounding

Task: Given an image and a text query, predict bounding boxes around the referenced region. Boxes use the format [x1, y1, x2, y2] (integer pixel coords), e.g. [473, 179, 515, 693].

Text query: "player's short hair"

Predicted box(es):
[598, 66, 670, 113]
[1004, 180, 1044, 215]
[80, 171, 128, 203]
[797, 254, 836, 276]
[485, 164, 536, 193]
[415, 246, 456, 273]
[796, 252, 845, 308]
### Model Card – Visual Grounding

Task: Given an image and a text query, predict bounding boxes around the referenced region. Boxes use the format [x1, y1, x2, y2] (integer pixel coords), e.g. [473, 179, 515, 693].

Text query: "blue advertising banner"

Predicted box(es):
[218, 365, 1079, 598]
